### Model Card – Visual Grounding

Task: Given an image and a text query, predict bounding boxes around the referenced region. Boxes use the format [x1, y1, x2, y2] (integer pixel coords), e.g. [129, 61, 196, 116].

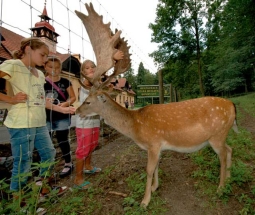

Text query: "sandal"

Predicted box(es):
[73, 181, 91, 190]
[36, 207, 47, 215]
[41, 185, 68, 198]
[84, 167, 102, 174]
[20, 207, 47, 215]
[59, 165, 74, 178]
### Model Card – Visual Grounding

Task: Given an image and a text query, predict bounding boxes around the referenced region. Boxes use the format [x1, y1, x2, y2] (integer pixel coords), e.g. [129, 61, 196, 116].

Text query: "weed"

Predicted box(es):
[123, 171, 167, 215]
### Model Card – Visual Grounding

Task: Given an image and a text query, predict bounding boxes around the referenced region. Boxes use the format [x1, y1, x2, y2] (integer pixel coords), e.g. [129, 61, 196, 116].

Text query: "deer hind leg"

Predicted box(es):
[225, 144, 232, 179]
[210, 139, 232, 189]
[218, 144, 232, 189]
[141, 149, 160, 208]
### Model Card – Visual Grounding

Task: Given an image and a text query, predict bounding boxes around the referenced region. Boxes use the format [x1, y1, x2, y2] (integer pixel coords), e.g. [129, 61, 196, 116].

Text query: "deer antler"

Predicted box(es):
[75, 3, 121, 85]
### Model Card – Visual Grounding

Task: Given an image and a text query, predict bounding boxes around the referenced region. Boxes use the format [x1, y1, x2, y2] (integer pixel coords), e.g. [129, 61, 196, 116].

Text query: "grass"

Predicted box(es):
[231, 93, 255, 118]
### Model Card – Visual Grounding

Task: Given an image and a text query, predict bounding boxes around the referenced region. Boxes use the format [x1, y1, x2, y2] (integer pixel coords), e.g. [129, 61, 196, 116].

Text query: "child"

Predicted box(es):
[74, 50, 124, 189]
[74, 60, 101, 189]
[124, 100, 129, 109]
[0, 38, 75, 203]
[44, 56, 76, 178]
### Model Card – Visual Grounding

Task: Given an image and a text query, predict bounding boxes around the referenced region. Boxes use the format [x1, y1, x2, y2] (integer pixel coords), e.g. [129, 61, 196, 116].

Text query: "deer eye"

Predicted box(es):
[85, 102, 90, 105]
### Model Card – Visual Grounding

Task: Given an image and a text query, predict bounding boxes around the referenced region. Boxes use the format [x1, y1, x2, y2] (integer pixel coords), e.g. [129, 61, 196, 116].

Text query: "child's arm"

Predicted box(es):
[0, 70, 28, 104]
[45, 99, 76, 114]
[0, 92, 27, 105]
[59, 85, 76, 107]
[0, 92, 28, 105]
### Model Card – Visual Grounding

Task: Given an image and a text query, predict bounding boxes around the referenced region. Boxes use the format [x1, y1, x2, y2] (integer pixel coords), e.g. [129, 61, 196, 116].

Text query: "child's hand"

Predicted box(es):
[46, 98, 54, 103]
[113, 50, 124, 61]
[62, 106, 76, 114]
[12, 92, 27, 104]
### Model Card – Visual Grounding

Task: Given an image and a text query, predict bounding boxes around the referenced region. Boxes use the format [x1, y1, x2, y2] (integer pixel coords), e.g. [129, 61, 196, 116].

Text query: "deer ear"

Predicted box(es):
[97, 95, 107, 103]
[108, 91, 119, 99]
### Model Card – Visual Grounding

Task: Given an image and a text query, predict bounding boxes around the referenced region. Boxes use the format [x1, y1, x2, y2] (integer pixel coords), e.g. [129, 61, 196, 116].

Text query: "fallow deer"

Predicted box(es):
[75, 3, 238, 208]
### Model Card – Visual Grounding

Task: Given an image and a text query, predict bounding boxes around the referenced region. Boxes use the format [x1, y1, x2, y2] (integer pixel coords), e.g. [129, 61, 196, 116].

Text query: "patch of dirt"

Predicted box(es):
[1, 106, 255, 214]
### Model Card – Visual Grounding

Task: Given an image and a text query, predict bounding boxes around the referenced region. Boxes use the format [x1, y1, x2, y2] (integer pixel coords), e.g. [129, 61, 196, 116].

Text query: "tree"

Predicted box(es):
[149, 0, 255, 97]
[149, 0, 208, 96]
[144, 69, 157, 85]
[137, 62, 146, 85]
[207, 0, 255, 95]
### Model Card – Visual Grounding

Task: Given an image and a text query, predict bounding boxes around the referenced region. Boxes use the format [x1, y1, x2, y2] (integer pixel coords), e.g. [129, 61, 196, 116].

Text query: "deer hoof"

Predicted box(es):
[151, 185, 158, 192]
[140, 201, 148, 208]
[216, 185, 224, 196]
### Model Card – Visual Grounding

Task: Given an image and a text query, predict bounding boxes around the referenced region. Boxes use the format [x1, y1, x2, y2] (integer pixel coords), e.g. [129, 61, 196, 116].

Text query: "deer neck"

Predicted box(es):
[99, 97, 133, 137]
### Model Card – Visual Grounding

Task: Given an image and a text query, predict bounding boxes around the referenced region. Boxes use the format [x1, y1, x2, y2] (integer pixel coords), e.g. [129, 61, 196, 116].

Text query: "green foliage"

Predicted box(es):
[123, 171, 167, 215]
[149, 0, 255, 97]
[230, 160, 253, 186]
[206, 0, 255, 95]
[149, 0, 208, 96]
[137, 62, 146, 85]
[0, 160, 61, 215]
[231, 93, 255, 117]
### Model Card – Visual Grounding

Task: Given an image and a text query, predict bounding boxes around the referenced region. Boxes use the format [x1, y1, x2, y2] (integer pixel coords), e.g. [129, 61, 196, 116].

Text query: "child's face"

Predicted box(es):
[45, 60, 61, 76]
[30, 45, 49, 67]
[82, 61, 96, 78]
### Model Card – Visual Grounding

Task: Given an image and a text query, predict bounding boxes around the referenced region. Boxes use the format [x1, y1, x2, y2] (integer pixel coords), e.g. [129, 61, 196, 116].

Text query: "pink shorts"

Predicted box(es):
[75, 127, 100, 159]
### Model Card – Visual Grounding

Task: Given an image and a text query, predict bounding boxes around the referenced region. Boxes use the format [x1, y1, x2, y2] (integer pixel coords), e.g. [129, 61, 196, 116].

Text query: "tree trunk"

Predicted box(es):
[158, 70, 164, 104]
[194, 15, 205, 96]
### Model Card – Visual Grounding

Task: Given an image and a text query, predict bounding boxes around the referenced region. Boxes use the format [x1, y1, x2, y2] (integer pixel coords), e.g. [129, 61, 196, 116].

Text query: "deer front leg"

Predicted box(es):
[141, 149, 160, 208]
[151, 162, 159, 192]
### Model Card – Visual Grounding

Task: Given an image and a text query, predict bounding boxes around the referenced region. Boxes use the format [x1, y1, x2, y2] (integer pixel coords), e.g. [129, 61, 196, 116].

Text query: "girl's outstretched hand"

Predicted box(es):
[61, 106, 76, 114]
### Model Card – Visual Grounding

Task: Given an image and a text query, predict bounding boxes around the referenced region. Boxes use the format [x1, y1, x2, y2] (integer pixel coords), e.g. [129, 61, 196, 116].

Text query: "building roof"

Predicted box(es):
[34, 22, 56, 32]
[0, 45, 12, 60]
[117, 77, 127, 88]
[0, 27, 24, 59]
[111, 77, 136, 95]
